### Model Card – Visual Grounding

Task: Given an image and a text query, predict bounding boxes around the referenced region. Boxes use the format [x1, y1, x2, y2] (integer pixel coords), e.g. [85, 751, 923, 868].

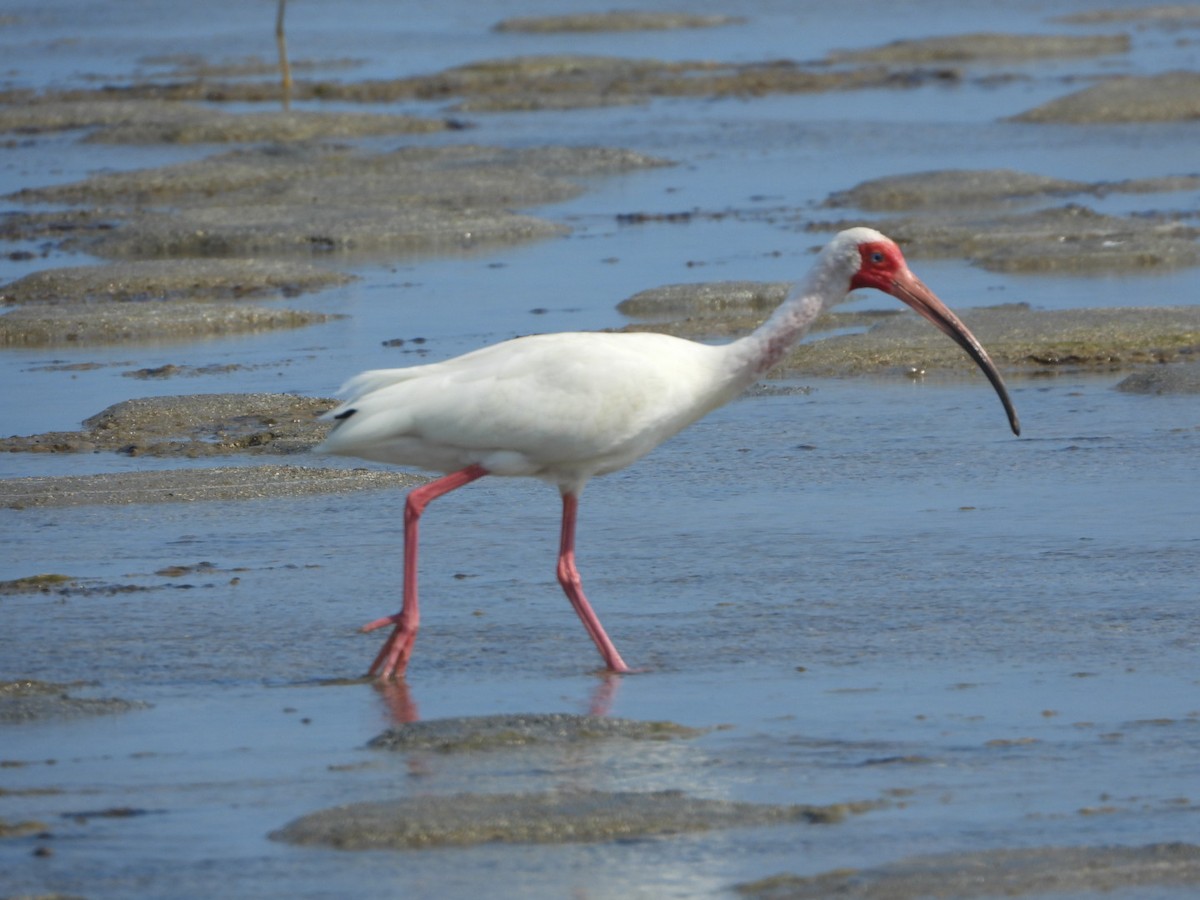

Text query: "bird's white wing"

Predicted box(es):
[326, 337, 524, 408]
[317, 332, 731, 477]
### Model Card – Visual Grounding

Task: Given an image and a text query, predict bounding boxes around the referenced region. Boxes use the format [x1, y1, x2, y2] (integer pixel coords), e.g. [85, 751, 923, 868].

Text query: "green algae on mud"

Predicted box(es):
[368, 713, 704, 753]
[272, 789, 870, 850]
[0, 465, 426, 509]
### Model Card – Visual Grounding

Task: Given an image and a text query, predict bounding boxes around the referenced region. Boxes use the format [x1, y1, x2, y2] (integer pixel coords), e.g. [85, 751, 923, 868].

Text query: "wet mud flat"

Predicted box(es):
[2, 3, 1200, 898]
[1, 141, 670, 348]
[3, 289, 1198, 508]
[0, 464, 424, 508]
[273, 789, 859, 850]
[0, 678, 147, 723]
[276, 713, 869, 851]
[0, 18, 1167, 115]
[0, 392, 430, 507]
[737, 842, 1200, 899]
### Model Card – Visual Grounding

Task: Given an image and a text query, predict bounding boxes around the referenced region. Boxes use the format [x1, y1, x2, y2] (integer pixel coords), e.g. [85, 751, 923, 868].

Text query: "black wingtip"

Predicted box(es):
[333, 408, 357, 421]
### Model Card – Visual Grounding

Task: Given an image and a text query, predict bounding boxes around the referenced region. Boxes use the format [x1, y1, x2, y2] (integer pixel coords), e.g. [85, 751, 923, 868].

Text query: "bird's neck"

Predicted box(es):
[725, 261, 844, 384]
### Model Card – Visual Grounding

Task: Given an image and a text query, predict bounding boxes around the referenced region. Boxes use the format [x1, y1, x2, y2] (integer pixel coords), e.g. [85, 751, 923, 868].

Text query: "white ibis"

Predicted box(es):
[318, 227, 1020, 679]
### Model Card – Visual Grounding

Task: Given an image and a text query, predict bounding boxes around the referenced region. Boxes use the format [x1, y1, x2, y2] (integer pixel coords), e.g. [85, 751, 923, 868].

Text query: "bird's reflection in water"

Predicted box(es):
[371, 673, 622, 725]
[587, 672, 620, 717]
[373, 678, 420, 723]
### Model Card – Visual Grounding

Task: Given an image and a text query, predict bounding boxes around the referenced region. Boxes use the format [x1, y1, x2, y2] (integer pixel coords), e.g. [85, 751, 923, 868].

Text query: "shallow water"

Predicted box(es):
[2, 1, 1200, 897]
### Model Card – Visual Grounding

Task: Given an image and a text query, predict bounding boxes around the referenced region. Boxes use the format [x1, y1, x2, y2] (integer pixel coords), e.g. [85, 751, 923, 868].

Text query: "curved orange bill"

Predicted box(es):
[890, 269, 1020, 436]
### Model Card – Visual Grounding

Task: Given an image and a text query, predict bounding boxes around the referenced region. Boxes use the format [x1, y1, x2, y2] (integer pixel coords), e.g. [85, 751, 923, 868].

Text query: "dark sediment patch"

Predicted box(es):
[493, 12, 746, 33]
[735, 842, 1200, 898]
[368, 713, 703, 753]
[1012, 71, 1200, 123]
[1116, 362, 1200, 394]
[828, 32, 1130, 64]
[0, 680, 148, 723]
[1, 258, 352, 305]
[119, 362, 262, 380]
[0, 465, 425, 509]
[271, 789, 868, 850]
[0, 392, 334, 456]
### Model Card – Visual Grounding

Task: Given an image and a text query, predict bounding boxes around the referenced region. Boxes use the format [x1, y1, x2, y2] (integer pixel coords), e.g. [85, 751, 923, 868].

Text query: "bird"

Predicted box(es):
[317, 227, 1020, 679]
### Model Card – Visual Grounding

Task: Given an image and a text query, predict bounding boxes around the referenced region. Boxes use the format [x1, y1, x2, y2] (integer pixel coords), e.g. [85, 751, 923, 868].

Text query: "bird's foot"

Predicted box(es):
[360, 613, 400, 634]
[600, 663, 647, 675]
[363, 615, 417, 680]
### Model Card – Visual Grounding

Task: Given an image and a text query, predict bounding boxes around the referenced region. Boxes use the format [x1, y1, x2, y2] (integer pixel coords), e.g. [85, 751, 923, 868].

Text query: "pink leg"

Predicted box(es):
[556, 492, 632, 674]
[363, 464, 488, 679]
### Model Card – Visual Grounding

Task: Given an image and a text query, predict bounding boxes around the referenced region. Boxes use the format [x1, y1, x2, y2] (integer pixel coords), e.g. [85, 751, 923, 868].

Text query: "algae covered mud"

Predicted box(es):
[2, 1, 1200, 898]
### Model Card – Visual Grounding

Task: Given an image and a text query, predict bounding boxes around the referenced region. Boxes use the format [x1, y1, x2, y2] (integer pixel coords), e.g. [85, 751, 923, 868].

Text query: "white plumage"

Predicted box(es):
[320, 331, 739, 491]
[317, 227, 1020, 679]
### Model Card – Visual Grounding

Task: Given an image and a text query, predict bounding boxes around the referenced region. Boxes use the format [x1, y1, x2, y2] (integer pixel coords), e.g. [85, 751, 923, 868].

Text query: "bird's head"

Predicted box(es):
[836, 228, 1021, 436]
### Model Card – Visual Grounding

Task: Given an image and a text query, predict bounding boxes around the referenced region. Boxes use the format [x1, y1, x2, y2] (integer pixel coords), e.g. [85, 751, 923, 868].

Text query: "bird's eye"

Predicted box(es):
[871, 251, 885, 264]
